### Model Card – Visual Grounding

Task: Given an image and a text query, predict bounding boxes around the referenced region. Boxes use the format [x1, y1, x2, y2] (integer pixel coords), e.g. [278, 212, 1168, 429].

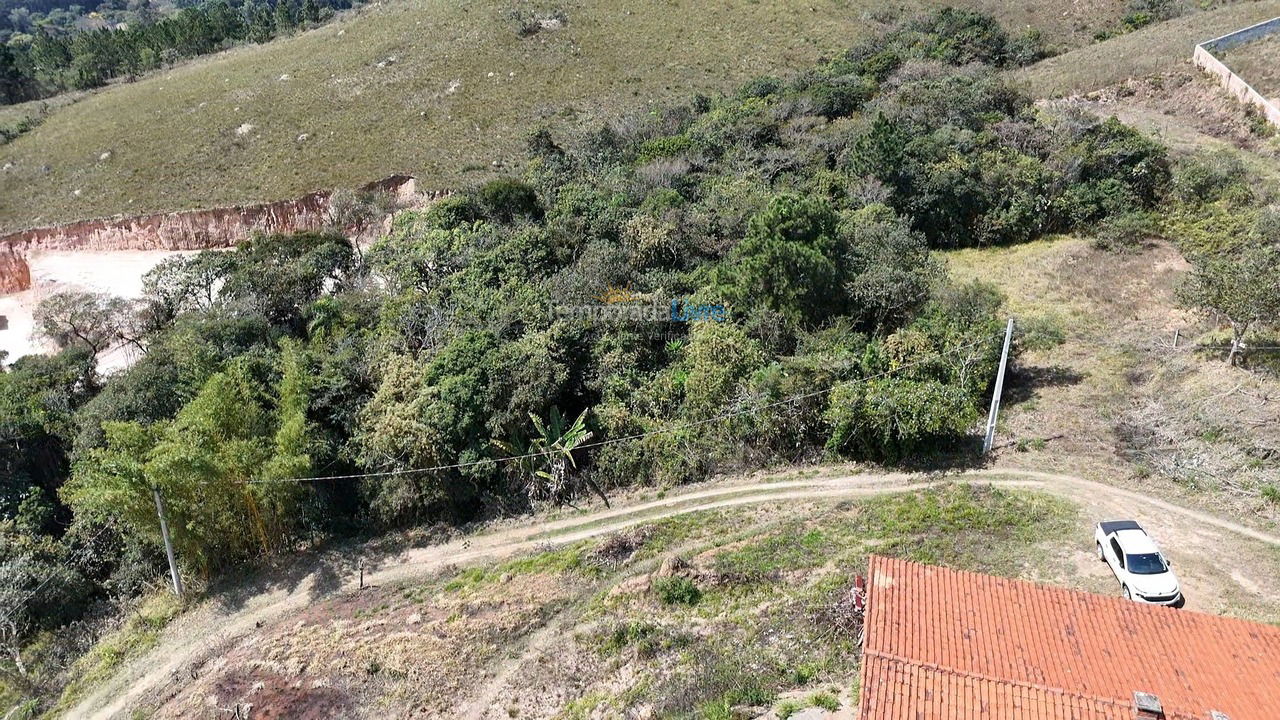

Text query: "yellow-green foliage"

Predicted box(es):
[61, 359, 309, 572]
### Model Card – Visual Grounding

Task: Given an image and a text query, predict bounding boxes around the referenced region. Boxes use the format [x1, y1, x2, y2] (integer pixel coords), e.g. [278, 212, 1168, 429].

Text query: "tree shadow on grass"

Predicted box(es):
[1003, 364, 1086, 407]
[893, 365, 1085, 474]
[206, 536, 370, 613]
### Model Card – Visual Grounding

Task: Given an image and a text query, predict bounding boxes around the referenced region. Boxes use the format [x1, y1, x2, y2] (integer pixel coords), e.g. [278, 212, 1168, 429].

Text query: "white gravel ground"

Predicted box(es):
[0, 249, 198, 371]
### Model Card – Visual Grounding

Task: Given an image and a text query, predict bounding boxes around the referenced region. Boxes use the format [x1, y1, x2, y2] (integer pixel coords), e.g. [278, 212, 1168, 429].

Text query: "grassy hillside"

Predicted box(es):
[946, 234, 1280, 534]
[0, 0, 1156, 232]
[1012, 0, 1280, 98]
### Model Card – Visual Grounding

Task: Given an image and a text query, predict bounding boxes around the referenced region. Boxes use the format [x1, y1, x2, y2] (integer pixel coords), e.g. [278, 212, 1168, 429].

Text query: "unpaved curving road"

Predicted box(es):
[68, 467, 1280, 719]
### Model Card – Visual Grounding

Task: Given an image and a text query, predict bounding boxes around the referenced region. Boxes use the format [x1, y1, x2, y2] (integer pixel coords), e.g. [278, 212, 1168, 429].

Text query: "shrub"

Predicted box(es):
[803, 74, 876, 118]
[737, 75, 783, 99]
[825, 377, 979, 460]
[1122, 0, 1183, 30]
[477, 177, 543, 223]
[1093, 211, 1160, 252]
[1262, 484, 1280, 506]
[1006, 27, 1047, 66]
[1170, 151, 1250, 205]
[417, 193, 481, 229]
[1058, 117, 1170, 219]
[776, 700, 804, 719]
[808, 692, 840, 711]
[635, 134, 694, 162]
[653, 576, 702, 605]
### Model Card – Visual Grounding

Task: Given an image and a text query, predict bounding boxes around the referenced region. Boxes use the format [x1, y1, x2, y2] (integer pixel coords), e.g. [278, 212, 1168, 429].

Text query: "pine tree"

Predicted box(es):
[273, 0, 295, 33]
[300, 0, 320, 25]
[249, 2, 274, 42]
[0, 45, 34, 105]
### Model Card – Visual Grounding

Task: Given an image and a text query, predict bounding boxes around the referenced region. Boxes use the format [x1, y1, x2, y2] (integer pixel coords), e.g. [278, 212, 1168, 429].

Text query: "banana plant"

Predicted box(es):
[494, 407, 609, 507]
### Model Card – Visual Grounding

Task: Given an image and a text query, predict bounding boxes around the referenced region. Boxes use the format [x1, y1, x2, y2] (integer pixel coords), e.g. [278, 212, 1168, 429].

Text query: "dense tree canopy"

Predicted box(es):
[1, 0, 351, 104]
[2, 11, 1178, 712]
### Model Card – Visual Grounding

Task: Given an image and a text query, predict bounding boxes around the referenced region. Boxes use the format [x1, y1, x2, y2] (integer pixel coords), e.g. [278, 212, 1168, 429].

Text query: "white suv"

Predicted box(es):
[1094, 520, 1183, 606]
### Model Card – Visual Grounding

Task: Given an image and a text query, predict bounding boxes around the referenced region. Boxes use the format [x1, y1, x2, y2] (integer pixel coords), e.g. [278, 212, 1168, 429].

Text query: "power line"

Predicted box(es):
[0, 326, 998, 622]
[0, 327, 998, 630]
[249, 332, 1001, 485]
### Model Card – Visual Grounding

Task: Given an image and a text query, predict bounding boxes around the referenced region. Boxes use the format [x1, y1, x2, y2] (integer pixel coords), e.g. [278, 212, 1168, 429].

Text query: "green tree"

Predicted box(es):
[721, 194, 845, 328]
[247, 1, 275, 42]
[299, 0, 320, 25]
[273, 0, 295, 33]
[219, 230, 354, 329]
[0, 44, 33, 104]
[1178, 245, 1280, 366]
[0, 349, 96, 526]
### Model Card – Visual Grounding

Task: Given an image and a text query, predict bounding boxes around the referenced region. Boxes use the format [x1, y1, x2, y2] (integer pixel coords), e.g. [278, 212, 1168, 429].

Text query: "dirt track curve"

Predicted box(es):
[68, 467, 1280, 719]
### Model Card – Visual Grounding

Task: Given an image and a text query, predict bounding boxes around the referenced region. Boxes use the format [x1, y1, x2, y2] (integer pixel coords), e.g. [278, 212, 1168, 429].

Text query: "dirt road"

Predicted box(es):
[67, 467, 1280, 719]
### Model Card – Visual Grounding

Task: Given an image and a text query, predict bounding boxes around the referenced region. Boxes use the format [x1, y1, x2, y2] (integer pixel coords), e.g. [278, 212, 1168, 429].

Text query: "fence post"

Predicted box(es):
[983, 318, 1015, 454]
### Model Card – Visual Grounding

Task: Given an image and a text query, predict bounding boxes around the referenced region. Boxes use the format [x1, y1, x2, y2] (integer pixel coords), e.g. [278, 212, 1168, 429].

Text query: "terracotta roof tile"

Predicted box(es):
[858, 555, 1280, 720]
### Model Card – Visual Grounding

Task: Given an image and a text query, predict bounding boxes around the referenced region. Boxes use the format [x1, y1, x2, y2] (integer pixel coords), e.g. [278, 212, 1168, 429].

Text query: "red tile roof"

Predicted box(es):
[858, 555, 1280, 720]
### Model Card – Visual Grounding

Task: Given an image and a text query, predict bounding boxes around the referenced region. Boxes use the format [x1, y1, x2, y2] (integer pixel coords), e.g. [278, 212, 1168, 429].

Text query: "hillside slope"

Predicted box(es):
[1012, 0, 1280, 97]
[0, 0, 1163, 232]
[59, 469, 1280, 718]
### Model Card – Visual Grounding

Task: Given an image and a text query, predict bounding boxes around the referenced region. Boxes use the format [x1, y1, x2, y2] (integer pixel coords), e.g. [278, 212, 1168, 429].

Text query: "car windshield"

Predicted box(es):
[1126, 552, 1167, 574]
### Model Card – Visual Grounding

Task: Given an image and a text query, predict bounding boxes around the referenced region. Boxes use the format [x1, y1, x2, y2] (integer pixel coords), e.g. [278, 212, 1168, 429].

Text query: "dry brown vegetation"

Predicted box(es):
[1218, 32, 1280, 102]
[946, 236, 1280, 535]
[1053, 71, 1280, 162]
[106, 474, 1280, 719]
[125, 486, 1087, 718]
[1011, 0, 1280, 98]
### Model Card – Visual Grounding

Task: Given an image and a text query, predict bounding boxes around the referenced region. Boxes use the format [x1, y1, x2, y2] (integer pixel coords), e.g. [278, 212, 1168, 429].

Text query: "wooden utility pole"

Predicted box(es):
[152, 487, 184, 598]
[983, 318, 1015, 454]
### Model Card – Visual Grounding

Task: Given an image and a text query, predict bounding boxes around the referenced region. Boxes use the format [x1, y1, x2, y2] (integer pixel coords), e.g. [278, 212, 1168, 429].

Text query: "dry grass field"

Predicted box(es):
[1218, 32, 1280, 101]
[83, 486, 1087, 718]
[1011, 0, 1280, 98]
[945, 236, 1280, 535]
[0, 0, 1246, 232]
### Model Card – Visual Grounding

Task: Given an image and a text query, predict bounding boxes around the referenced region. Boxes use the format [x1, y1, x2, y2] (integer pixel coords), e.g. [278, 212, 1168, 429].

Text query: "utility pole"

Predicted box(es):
[152, 487, 184, 598]
[983, 318, 1015, 454]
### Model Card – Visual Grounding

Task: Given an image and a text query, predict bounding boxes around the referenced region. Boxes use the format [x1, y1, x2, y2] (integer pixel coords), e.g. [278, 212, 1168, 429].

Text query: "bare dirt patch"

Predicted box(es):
[146, 572, 579, 718]
[1055, 71, 1280, 158]
[0, 249, 198, 369]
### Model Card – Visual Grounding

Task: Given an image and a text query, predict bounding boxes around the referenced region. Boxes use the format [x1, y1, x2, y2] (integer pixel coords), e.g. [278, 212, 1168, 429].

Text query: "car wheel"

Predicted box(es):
[1096, 542, 1104, 561]
[1122, 585, 1132, 601]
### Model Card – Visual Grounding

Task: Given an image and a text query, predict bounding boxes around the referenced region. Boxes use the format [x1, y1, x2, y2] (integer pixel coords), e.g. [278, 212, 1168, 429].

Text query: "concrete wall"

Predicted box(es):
[1193, 17, 1280, 130]
[1202, 16, 1280, 52]
[0, 175, 424, 294]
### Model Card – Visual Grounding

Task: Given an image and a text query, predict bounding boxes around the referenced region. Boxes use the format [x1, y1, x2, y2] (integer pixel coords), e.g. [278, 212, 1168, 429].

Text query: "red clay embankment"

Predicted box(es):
[0, 175, 419, 294]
